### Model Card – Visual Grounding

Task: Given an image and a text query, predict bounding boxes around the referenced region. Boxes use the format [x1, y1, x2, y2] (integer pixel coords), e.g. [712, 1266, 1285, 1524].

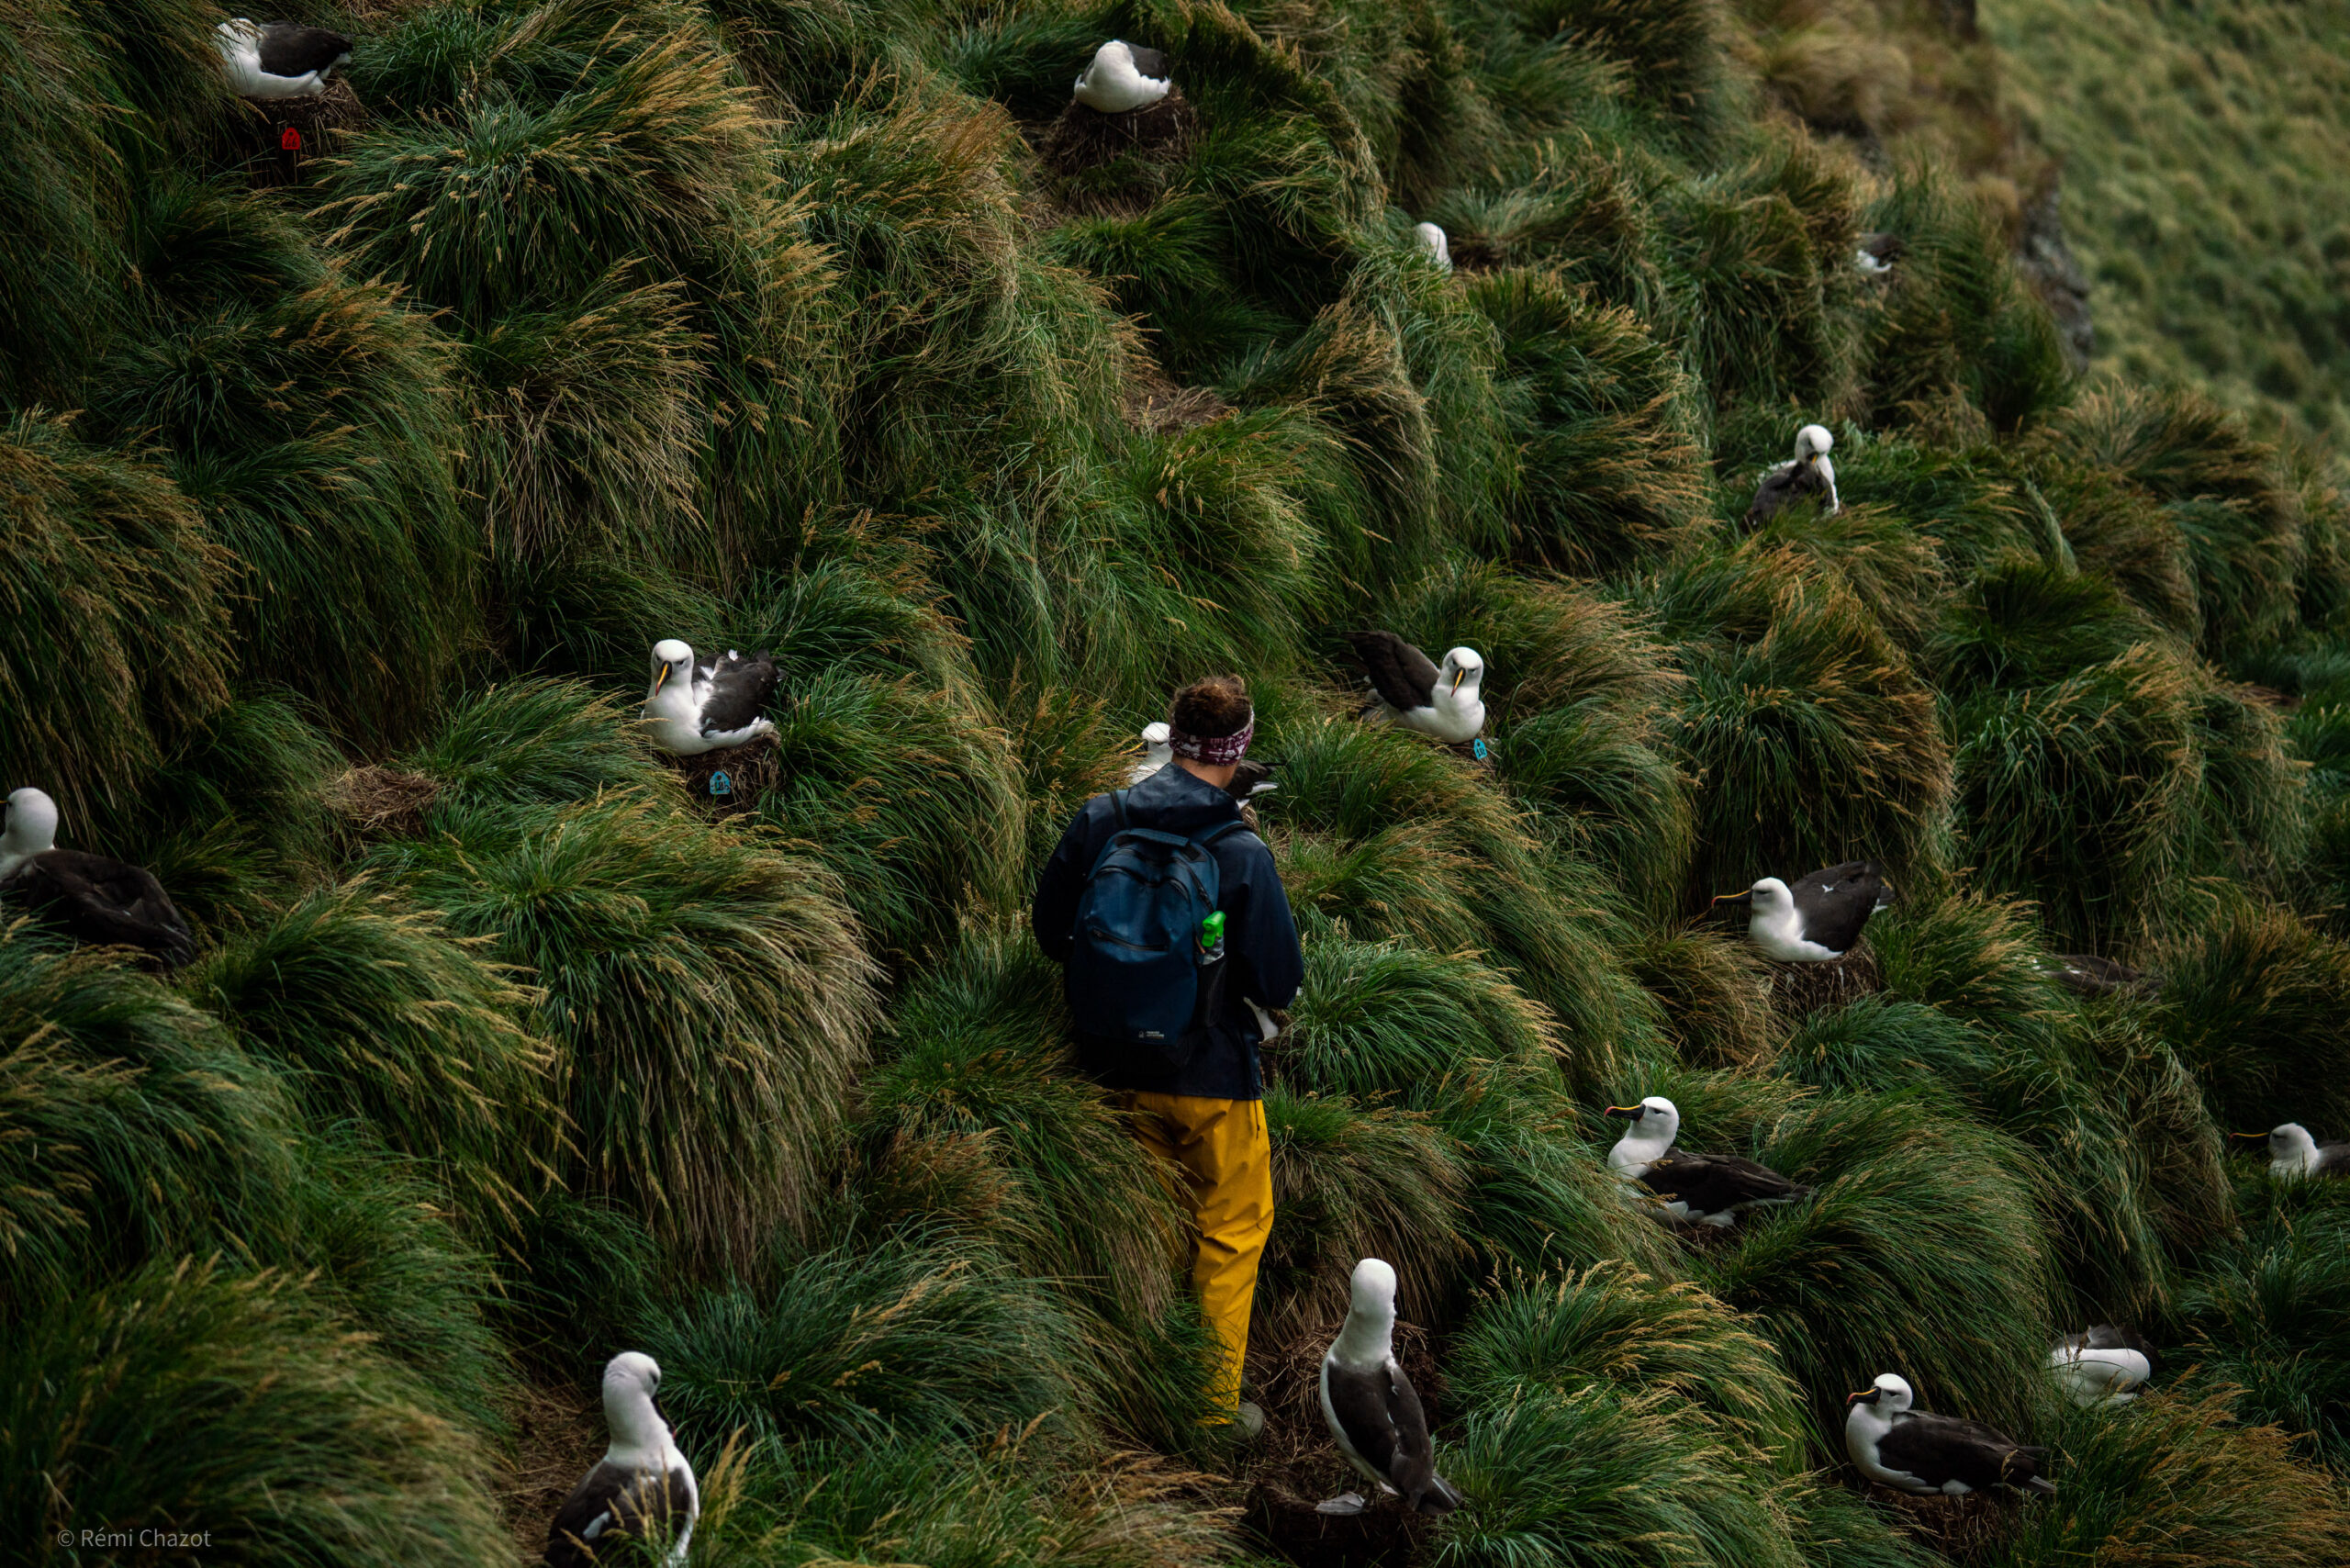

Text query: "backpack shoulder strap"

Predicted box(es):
[1194, 817, 1248, 847]
[1108, 790, 1130, 832]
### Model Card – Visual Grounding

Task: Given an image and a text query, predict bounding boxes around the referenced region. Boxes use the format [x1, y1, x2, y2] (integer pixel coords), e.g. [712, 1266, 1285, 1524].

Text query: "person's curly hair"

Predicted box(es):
[1169, 675, 1251, 737]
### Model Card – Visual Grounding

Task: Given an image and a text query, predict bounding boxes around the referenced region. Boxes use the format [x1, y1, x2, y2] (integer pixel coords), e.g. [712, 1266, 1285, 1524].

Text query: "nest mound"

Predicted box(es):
[324, 766, 440, 839]
[230, 79, 365, 188]
[1122, 353, 1232, 434]
[1764, 942, 1882, 1022]
[1041, 91, 1197, 194]
[662, 737, 782, 818]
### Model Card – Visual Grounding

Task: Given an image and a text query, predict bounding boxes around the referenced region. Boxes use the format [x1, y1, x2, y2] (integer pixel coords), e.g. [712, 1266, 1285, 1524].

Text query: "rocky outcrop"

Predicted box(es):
[2016, 175, 2095, 372]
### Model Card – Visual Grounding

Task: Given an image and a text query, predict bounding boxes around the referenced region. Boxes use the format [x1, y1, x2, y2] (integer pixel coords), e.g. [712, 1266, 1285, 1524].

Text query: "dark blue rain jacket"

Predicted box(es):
[1031, 763, 1304, 1101]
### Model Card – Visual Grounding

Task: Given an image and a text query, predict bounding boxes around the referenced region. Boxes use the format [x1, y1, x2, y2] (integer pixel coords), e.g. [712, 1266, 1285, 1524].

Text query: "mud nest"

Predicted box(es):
[1122, 358, 1233, 434]
[229, 79, 366, 189]
[662, 738, 782, 818]
[1875, 1484, 2030, 1558]
[1240, 1316, 1449, 1568]
[324, 766, 440, 840]
[1041, 91, 1197, 187]
[1764, 942, 1883, 1022]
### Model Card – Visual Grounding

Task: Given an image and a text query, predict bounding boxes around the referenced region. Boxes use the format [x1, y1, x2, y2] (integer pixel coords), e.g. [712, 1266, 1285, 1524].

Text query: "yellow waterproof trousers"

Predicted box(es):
[1120, 1092, 1275, 1417]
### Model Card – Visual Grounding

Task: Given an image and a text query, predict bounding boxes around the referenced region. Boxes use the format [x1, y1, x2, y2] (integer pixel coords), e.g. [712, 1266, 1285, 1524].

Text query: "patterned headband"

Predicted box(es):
[1170, 711, 1255, 766]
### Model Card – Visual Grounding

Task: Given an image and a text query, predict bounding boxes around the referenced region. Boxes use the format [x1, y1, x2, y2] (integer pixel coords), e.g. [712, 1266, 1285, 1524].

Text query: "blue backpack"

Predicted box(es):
[1066, 791, 1246, 1063]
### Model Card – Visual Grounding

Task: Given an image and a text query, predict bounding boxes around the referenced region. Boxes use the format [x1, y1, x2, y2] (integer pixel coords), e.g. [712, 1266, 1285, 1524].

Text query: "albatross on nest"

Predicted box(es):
[643, 639, 781, 756]
[545, 1352, 698, 1568]
[1, 788, 193, 969]
[215, 18, 352, 98]
[1341, 632, 1486, 744]
[2232, 1123, 2350, 1180]
[1855, 231, 1904, 275]
[1745, 423, 1841, 526]
[2048, 1326, 2155, 1408]
[1713, 862, 1891, 962]
[1846, 1373, 2056, 1495]
[1315, 1259, 1463, 1518]
[1602, 1095, 1809, 1226]
[1072, 40, 1170, 113]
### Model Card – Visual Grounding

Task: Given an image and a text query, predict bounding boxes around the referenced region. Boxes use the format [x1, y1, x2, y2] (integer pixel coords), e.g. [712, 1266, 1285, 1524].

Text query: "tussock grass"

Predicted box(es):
[401, 677, 672, 809]
[0, 1259, 509, 1566]
[1642, 544, 1950, 902]
[185, 880, 552, 1240]
[2154, 893, 2350, 1138]
[1453, 1261, 1812, 1473]
[0, 928, 296, 1313]
[0, 411, 231, 830]
[1990, 1388, 2350, 1566]
[693, 1434, 1239, 1568]
[642, 1225, 1095, 1447]
[1281, 935, 1561, 1103]
[864, 927, 1187, 1317]
[1685, 1082, 2058, 1446]
[1631, 927, 1777, 1069]
[756, 670, 1022, 963]
[374, 794, 878, 1272]
[1262, 1085, 1472, 1332]
[2180, 1198, 2350, 1470]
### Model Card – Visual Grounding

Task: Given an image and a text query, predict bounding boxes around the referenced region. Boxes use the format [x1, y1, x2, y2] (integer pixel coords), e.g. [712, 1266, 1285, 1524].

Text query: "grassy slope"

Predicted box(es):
[5, 0, 2350, 1566]
[1986, 0, 2350, 442]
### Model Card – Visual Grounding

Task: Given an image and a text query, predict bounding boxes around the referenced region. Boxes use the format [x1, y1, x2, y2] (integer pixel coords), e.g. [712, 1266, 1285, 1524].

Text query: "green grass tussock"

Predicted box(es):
[375, 793, 878, 1272]
[1, 1259, 509, 1566]
[12, 0, 2350, 1551]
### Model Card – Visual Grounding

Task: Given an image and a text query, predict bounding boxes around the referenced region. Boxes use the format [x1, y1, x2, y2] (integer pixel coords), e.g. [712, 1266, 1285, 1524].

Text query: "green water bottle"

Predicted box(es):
[1200, 911, 1226, 953]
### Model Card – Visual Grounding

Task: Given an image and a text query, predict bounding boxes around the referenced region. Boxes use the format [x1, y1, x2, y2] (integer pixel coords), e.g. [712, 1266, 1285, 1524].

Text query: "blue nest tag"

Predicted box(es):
[1472, 737, 1489, 761]
[709, 769, 733, 798]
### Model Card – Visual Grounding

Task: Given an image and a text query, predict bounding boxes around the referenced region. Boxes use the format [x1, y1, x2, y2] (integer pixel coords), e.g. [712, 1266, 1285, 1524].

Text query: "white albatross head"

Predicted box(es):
[1603, 1094, 1680, 1170]
[1437, 646, 1483, 704]
[1796, 423, 1834, 463]
[602, 1350, 675, 1455]
[1848, 1372, 1914, 1417]
[647, 638, 695, 700]
[1, 786, 60, 878]
[1332, 1257, 1401, 1361]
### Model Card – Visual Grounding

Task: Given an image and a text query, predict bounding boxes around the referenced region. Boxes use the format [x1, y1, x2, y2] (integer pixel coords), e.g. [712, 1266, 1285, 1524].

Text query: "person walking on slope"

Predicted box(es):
[1032, 675, 1303, 1436]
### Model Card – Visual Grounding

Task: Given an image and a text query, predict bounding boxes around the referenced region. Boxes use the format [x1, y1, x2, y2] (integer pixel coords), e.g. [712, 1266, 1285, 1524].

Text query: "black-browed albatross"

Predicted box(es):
[1845, 1373, 2056, 1495]
[1315, 1258, 1462, 1517]
[1, 787, 194, 969]
[2047, 1325, 2155, 1407]
[214, 18, 352, 98]
[545, 1351, 699, 1567]
[1712, 861, 1891, 962]
[1602, 1096, 1810, 1227]
[1745, 423, 1841, 527]
[1341, 632, 1486, 744]
[2232, 1123, 2350, 1180]
[643, 638, 782, 756]
[1072, 40, 1170, 113]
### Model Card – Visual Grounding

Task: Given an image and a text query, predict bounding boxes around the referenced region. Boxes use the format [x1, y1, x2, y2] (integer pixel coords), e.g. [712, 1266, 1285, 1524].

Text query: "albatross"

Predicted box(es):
[1415, 222, 1452, 271]
[1341, 632, 1486, 744]
[1712, 862, 1891, 962]
[545, 1352, 699, 1568]
[1072, 40, 1170, 113]
[643, 639, 781, 756]
[2048, 1326, 2155, 1408]
[1602, 1095, 1809, 1226]
[2231, 1123, 2350, 1180]
[1745, 423, 1841, 527]
[1315, 1258, 1463, 1518]
[1846, 1373, 2055, 1495]
[1127, 722, 1173, 784]
[1, 788, 193, 969]
[214, 18, 352, 98]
